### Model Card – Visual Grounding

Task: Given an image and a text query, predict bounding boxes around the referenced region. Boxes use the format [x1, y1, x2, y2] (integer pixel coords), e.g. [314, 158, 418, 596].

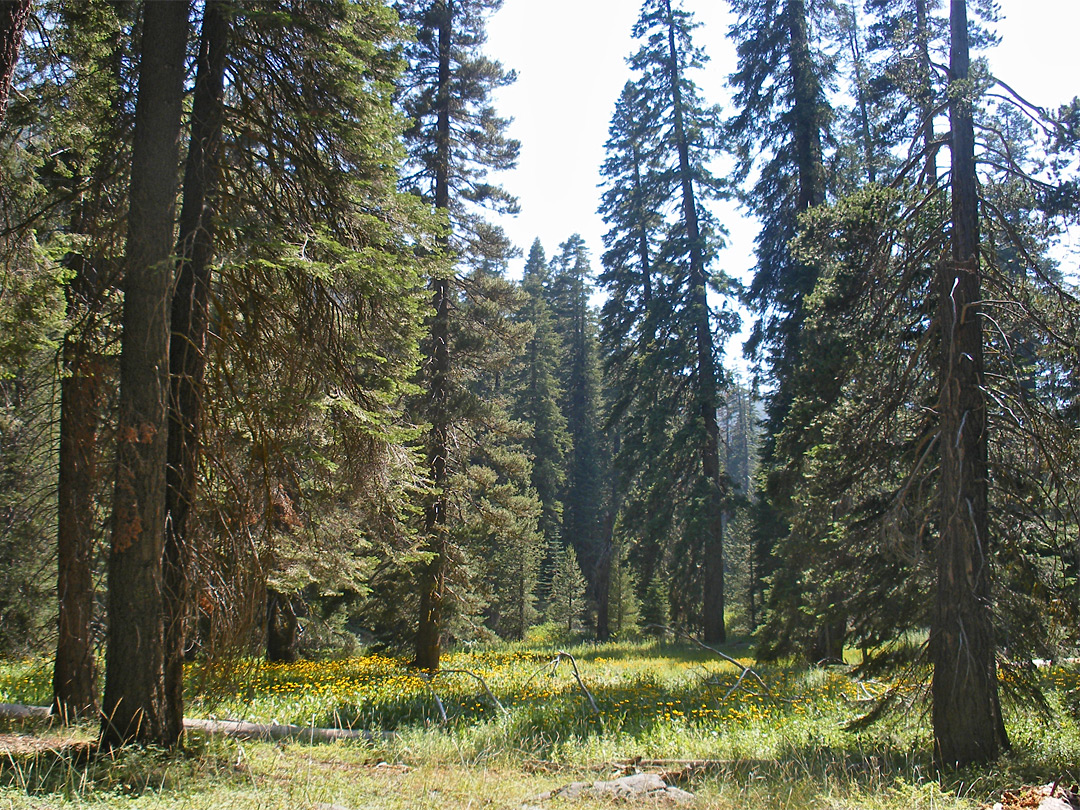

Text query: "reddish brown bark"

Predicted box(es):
[163, 0, 228, 745]
[0, 0, 31, 123]
[101, 1, 189, 750]
[53, 334, 101, 721]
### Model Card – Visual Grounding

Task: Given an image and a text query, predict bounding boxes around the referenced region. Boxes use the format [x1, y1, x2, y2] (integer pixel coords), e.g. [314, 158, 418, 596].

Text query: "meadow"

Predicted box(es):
[0, 640, 1076, 809]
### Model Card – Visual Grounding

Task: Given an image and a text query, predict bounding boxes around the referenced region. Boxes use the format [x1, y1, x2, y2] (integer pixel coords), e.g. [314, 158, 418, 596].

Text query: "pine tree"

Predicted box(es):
[0, 0, 31, 123]
[201, 0, 429, 661]
[23, 1, 136, 722]
[930, 0, 1007, 764]
[163, 0, 229, 740]
[509, 239, 570, 593]
[729, 0, 844, 661]
[606, 538, 641, 637]
[396, 0, 521, 670]
[598, 0, 735, 642]
[546, 235, 605, 593]
[547, 544, 587, 635]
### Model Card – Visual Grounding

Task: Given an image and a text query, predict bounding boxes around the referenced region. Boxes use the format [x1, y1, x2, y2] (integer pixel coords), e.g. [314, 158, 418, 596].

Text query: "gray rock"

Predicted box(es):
[535, 772, 694, 804]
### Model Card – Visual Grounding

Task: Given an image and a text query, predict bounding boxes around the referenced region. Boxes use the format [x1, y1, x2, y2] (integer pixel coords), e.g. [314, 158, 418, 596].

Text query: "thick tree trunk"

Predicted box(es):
[663, 0, 725, 643]
[414, 0, 454, 673]
[53, 327, 100, 721]
[163, 0, 228, 746]
[53, 20, 128, 723]
[0, 0, 31, 123]
[101, 1, 189, 750]
[930, 0, 1008, 766]
[266, 589, 300, 663]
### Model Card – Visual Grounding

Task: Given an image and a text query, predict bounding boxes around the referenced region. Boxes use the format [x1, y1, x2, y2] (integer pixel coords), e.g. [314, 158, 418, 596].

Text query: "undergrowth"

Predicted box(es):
[0, 640, 1074, 809]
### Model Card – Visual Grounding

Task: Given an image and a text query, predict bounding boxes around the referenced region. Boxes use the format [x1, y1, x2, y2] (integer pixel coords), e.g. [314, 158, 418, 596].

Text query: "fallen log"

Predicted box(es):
[0, 703, 52, 720]
[182, 717, 379, 743]
[0, 704, 383, 744]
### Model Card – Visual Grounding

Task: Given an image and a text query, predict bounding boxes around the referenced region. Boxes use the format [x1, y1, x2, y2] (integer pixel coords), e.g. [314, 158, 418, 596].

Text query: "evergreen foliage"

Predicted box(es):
[508, 239, 570, 596]
[0, 0, 1074, 770]
[599, 0, 736, 642]
[546, 544, 588, 634]
[546, 235, 605, 589]
[396, 0, 533, 668]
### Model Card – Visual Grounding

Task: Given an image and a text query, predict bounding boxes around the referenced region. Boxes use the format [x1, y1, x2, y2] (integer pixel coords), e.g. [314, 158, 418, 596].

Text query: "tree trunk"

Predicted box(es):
[163, 0, 228, 746]
[0, 0, 31, 123]
[930, 0, 1008, 766]
[595, 517, 613, 641]
[915, 0, 937, 184]
[53, 323, 100, 722]
[53, 20, 128, 724]
[788, 0, 827, 212]
[414, 0, 453, 673]
[663, 0, 725, 643]
[101, 0, 189, 750]
[266, 589, 300, 663]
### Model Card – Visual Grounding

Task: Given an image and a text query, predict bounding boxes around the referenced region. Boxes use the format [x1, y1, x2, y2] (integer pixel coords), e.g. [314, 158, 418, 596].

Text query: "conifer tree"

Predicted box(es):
[0, 0, 31, 123]
[547, 544, 587, 635]
[599, 0, 734, 642]
[606, 538, 641, 637]
[102, 0, 189, 749]
[163, 0, 229, 740]
[546, 235, 605, 589]
[201, 0, 429, 661]
[509, 239, 570, 580]
[397, 0, 521, 669]
[729, 0, 844, 660]
[21, 1, 137, 722]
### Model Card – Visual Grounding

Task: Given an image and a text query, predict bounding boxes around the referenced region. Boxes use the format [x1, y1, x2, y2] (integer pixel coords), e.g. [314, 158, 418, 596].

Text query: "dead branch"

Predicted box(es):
[182, 717, 379, 743]
[431, 668, 507, 715]
[554, 651, 600, 714]
[645, 625, 772, 697]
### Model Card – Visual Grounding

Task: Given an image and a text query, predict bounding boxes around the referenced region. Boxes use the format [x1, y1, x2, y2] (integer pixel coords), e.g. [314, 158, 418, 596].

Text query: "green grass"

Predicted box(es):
[0, 640, 1075, 809]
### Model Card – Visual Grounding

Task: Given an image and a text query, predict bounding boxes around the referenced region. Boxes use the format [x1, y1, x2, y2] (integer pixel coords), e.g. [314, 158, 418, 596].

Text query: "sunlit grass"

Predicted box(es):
[0, 641, 1076, 808]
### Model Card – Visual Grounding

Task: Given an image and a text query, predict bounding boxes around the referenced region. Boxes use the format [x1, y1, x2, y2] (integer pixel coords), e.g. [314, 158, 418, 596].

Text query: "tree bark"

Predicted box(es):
[266, 589, 300, 663]
[788, 0, 827, 212]
[915, 0, 938, 184]
[53, 317, 101, 722]
[101, 0, 189, 750]
[662, 0, 726, 643]
[0, 0, 31, 124]
[163, 0, 228, 746]
[414, 0, 453, 673]
[930, 0, 1008, 766]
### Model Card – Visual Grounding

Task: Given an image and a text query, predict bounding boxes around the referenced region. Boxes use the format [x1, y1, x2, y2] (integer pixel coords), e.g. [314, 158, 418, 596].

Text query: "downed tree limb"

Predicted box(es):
[0, 704, 382, 744]
[182, 717, 380, 743]
[432, 668, 507, 715]
[0, 703, 52, 721]
[645, 625, 772, 698]
[554, 651, 600, 714]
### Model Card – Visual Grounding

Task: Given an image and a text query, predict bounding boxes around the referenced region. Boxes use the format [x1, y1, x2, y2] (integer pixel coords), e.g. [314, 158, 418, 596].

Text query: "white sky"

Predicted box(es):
[485, 0, 1079, 290]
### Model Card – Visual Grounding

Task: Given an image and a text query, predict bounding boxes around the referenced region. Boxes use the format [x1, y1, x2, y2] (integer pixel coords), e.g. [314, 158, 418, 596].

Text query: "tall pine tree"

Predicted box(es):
[397, 0, 523, 669]
[599, 0, 735, 642]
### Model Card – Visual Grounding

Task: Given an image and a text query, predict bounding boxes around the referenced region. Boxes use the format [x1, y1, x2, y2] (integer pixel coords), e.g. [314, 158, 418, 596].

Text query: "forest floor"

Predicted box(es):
[0, 639, 1076, 809]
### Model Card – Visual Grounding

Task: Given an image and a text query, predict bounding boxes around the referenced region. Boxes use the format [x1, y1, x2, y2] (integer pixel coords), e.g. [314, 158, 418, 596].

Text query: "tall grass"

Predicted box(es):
[0, 641, 1075, 808]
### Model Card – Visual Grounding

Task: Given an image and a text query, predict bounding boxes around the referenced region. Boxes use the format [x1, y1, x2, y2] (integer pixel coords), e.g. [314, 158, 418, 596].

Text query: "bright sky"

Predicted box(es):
[485, 0, 1079, 296]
